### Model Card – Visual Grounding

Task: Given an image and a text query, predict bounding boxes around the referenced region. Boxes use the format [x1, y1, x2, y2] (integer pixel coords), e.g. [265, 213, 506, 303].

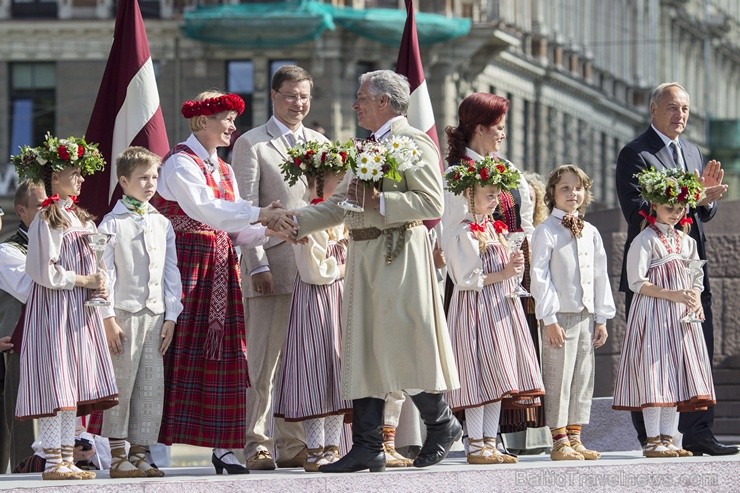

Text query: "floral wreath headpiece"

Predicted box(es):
[444, 156, 521, 196]
[11, 132, 106, 182]
[181, 93, 245, 118]
[635, 167, 704, 208]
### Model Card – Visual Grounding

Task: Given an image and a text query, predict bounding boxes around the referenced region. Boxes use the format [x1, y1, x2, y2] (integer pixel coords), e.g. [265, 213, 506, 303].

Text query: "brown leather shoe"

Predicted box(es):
[247, 450, 276, 470]
[660, 435, 693, 457]
[276, 446, 308, 468]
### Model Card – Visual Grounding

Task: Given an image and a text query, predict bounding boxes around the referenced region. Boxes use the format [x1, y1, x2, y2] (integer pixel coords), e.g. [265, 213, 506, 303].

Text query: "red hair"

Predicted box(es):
[445, 93, 510, 165]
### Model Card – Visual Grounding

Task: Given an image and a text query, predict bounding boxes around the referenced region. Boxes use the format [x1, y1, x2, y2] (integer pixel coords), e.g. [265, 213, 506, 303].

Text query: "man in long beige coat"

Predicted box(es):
[232, 65, 328, 470]
[295, 70, 460, 473]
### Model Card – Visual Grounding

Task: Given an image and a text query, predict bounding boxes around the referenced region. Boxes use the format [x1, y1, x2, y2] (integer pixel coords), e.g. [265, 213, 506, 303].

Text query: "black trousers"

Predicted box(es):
[625, 290, 715, 444]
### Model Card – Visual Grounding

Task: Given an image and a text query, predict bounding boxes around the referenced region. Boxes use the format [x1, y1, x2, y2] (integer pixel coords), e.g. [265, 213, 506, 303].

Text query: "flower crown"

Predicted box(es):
[280, 140, 355, 186]
[181, 93, 245, 118]
[444, 156, 521, 196]
[11, 133, 105, 181]
[636, 167, 704, 207]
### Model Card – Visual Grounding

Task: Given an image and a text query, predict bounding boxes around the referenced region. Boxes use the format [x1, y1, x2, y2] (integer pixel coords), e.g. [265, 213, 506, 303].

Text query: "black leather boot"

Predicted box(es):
[410, 392, 462, 468]
[319, 397, 386, 473]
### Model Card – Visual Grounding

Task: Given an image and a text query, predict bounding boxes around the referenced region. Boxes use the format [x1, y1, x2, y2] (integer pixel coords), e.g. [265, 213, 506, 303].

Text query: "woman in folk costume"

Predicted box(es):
[273, 141, 353, 472]
[442, 93, 544, 456]
[152, 91, 295, 474]
[11, 134, 118, 480]
[613, 168, 715, 458]
[443, 156, 544, 465]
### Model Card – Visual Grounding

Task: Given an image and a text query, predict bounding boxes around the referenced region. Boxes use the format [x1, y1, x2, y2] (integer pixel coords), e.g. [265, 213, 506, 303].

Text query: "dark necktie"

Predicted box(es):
[670, 142, 683, 170]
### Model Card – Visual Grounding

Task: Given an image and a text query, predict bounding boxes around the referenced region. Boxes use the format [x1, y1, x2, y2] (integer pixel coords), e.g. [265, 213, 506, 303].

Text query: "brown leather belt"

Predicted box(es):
[348, 221, 424, 264]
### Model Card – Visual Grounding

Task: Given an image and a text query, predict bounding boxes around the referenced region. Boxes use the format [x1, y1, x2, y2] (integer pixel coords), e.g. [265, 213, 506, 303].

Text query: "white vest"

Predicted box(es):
[106, 212, 171, 315]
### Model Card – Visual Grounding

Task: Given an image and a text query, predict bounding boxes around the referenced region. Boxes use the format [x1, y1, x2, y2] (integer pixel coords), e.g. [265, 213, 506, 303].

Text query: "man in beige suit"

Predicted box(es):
[295, 70, 461, 474]
[232, 65, 329, 470]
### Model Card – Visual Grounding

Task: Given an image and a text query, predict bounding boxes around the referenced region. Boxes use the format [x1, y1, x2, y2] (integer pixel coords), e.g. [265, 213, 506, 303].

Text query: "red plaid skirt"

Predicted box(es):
[156, 212, 250, 448]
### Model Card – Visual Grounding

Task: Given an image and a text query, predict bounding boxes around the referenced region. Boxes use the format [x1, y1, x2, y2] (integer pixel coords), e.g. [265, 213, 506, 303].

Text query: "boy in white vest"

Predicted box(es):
[99, 146, 183, 478]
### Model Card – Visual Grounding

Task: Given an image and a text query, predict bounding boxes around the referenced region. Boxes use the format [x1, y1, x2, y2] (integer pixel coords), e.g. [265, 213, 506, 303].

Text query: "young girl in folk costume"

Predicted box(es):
[443, 157, 545, 465]
[273, 141, 352, 472]
[613, 168, 714, 458]
[152, 91, 294, 474]
[11, 134, 118, 480]
[530, 165, 615, 462]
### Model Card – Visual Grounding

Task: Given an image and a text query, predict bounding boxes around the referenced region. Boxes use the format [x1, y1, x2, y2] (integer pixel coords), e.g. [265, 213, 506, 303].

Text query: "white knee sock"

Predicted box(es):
[59, 411, 77, 464]
[482, 401, 502, 439]
[39, 415, 63, 469]
[659, 407, 678, 436]
[642, 407, 661, 438]
[324, 415, 344, 448]
[465, 406, 484, 441]
[304, 418, 325, 449]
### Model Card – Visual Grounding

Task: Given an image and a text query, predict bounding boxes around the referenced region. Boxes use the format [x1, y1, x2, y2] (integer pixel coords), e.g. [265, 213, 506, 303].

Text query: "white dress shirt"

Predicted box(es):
[158, 134, 263, 233]
[445, 213, 493, 291]
[98, 200, 184, 322]
[530, 208, 616, 325]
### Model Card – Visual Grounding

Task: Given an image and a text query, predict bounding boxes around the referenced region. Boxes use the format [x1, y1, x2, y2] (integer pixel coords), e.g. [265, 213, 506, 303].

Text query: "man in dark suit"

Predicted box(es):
[616, 82, 735, 456]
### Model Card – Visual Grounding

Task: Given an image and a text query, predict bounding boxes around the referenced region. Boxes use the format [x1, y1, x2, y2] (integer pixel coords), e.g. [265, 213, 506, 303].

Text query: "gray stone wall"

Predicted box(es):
[589, 200, 740, 398]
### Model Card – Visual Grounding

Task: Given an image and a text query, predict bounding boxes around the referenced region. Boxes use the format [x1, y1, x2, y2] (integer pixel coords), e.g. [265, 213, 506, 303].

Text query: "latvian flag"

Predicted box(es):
[395, 0, 442, 228]
[82, 0, 169, 219]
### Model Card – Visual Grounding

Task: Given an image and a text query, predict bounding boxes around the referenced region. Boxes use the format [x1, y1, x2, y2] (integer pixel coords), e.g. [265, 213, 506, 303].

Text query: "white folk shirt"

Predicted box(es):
[158, 134, 265, 236]
[98, 200, 184, 322]
[530, 208, 616, 325]
[26, 199, 95, 290]
[0, 231, 32, 303]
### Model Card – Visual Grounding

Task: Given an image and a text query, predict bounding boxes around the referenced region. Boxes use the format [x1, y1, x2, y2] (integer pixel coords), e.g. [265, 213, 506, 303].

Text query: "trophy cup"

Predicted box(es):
[85, 233, 112, 307]
[680, 258, 706, 324]
[338, 179, 365, 213]
[505, 231, 532, 298]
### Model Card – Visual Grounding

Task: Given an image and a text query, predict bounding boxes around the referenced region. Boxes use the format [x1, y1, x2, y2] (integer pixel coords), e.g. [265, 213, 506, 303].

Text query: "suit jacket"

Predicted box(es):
[615, 125, 717, 295]
[231, 119, 329, 296]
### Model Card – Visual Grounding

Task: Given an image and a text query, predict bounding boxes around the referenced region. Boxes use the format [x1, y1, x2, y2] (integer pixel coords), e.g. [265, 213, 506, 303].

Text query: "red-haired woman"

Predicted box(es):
[442, 92, 544, 458]
[152, 91, 294, 474]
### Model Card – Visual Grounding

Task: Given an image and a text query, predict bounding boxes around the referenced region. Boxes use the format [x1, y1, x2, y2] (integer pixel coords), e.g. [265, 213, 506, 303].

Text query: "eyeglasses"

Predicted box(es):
[276, 90, 312, 103]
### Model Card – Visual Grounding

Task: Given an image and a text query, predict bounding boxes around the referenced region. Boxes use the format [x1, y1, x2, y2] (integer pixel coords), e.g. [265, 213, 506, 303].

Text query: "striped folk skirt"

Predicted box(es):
[274, 242, 350, 421]
[446, 242, 545, 411]
[16, 228, 118, 420]
[158, 227, 249, 448]
[613, 254, 715, 412]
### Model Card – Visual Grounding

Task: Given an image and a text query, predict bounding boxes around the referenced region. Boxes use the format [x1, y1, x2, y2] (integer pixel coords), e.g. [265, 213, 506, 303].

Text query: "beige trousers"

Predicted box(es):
[244, 294, 306, 460]
[541, 311, 595, 429]
[101, 308, 164, 445]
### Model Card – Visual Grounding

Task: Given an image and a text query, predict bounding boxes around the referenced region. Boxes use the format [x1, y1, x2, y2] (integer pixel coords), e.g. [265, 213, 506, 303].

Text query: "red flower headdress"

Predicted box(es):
[181, 93, 246, 118]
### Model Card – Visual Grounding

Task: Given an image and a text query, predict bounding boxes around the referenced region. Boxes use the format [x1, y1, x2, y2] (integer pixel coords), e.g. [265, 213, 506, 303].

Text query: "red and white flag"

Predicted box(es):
[395, 0, 442, 228]
[82, 0, 169, 219]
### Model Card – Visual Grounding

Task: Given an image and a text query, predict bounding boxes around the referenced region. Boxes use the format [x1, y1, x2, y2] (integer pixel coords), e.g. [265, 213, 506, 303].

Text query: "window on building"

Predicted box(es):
[11, 0, 57, 18]
[226, 60, 254, 134]
[522, 99, 531, 168]
[9, 63, 56, 155]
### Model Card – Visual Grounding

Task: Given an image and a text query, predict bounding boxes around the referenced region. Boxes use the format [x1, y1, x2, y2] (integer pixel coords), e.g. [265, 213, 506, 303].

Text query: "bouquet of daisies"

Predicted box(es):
[280, 140, 355, 186]
[636, 167, 704, 207]
[351, 136, 424, 184]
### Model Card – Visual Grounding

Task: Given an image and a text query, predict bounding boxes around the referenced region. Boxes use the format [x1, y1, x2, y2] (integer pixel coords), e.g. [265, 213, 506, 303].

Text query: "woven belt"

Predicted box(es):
[348, 221, 423, 264]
